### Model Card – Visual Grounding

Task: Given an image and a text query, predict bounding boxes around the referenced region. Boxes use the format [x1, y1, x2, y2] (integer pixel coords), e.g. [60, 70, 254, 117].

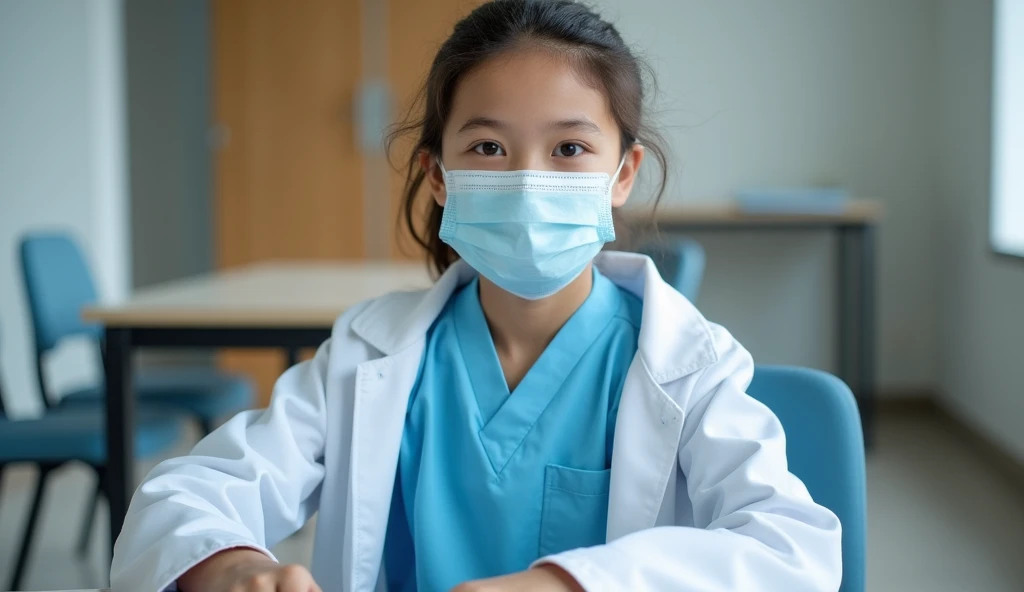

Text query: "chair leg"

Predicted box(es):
[10, 465, 52, 591]
[75, 474, 104, 557]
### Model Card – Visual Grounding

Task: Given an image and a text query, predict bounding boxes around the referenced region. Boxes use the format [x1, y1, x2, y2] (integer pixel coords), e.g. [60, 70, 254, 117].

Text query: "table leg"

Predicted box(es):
[837, 226, 876, 448]
[857, 225, 877, 447]
[837, 228, 853, 399]
[104, 327, 134, 553]
[285, 347, 300, 369]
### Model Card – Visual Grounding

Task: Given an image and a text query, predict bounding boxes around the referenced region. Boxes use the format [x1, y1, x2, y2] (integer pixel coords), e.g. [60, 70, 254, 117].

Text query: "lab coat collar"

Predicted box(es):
[349, 259, 475, 355]
[596, 251, 718, 382]
[349, 251, 718, 383]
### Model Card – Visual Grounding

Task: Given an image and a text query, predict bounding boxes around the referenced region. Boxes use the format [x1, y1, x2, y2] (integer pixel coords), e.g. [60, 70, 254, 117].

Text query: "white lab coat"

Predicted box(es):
[110, 251, 842, 592]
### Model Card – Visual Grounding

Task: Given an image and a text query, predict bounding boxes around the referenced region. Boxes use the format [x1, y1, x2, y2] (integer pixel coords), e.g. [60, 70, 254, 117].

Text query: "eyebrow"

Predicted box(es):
[457, 116, 507, 134]
[549, 117, 603, 134]
[455, 116, 604, 135]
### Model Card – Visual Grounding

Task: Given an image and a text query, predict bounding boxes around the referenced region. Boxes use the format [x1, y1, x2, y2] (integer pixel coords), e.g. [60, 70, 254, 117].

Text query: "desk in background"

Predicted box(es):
[83, 261, 433, 552]
[633, 199, 881, 447]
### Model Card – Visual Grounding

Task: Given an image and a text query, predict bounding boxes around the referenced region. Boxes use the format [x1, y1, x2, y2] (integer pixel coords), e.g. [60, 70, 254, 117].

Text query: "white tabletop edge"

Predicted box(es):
[81, 260, 435, 326]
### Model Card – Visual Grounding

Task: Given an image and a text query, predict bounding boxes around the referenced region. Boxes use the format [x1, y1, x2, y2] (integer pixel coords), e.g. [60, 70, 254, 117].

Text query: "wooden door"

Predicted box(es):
[212, 0, 364, 264]
[212, 0, 363, 405]
[387, 0, 485, 258]
[212, 0, 479, 405]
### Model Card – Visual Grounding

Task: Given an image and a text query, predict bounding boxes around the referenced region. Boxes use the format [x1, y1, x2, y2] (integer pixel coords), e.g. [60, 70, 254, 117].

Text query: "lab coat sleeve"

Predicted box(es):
[539, 325, 843, 592]
[109, 339, 332, 592]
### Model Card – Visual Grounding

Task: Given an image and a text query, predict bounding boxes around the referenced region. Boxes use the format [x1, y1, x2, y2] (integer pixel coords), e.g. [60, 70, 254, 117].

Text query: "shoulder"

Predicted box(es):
[639, 298, 753, 412]
[698, 322, 755, 386]
[331, 290, 428, 337]
[328, 289, 432, 354]
[317, 290, 441, 404]
[333, 262, 472, 356]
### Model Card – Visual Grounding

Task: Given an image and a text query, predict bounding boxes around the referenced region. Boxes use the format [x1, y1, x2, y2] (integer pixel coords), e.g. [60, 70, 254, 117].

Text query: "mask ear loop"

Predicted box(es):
[610, 153, 628, 187]
[610, 140, 641, 188]
[435, 157, 448, 179]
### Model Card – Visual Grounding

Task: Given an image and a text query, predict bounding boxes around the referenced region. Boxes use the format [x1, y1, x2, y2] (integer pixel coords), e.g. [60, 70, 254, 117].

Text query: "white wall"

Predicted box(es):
[595, 0, 940, 391]
[0, 0, 129, 416]
[935, 0, 1024, 463]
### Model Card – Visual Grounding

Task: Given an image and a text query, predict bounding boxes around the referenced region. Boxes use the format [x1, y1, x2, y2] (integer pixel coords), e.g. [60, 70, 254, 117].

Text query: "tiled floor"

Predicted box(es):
[1, 415, 1022, 591]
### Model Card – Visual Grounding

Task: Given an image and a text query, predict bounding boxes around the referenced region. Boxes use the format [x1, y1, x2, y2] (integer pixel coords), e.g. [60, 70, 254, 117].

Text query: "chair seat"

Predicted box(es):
[0, 406, 188, 465]
[62, 367, 254, 420]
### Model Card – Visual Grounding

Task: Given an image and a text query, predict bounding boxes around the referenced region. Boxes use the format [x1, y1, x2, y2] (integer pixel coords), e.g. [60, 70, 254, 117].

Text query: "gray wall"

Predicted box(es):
[126, 0, 213, 288]
[936, 0, 1024, 463]
[0, 0, 129, 416]
[594, 0, 941, 391]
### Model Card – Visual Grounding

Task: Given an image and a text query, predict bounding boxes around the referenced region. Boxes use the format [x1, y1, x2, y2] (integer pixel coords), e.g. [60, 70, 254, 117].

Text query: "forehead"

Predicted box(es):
[447, 47, 617, 132]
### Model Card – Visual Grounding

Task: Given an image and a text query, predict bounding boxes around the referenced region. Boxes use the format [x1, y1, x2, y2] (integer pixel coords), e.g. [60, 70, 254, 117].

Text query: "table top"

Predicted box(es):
[635, 199, 882, 227]
[82, 261, 434, 328]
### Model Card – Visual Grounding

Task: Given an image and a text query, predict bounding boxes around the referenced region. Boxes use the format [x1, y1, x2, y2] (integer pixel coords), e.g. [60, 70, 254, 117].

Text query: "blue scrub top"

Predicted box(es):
[384, 267, 642, 591]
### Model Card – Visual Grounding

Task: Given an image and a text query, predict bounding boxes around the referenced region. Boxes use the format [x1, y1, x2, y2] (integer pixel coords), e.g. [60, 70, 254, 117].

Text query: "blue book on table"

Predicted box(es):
[736, 188, 849, 215]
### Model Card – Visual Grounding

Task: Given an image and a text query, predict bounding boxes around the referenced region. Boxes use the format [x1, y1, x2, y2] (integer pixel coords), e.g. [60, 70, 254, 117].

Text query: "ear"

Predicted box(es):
[418, 151, 447, 207]
[611, 144, 645, 208]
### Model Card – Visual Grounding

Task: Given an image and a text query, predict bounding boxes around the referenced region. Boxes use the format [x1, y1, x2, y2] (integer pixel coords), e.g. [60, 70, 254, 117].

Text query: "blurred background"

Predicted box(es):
[1, 0, 1023, 590]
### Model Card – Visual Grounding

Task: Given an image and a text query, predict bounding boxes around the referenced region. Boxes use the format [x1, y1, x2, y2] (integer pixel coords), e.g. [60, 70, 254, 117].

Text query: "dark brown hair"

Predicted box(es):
[387, 0, 669, 276]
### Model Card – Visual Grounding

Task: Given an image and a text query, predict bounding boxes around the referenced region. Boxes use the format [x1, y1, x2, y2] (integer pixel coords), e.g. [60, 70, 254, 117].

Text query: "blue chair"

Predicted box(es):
[639, 237, 706, 303]
[747, 365, 867, 592]
[0, 333, 188, 590]
[18, 233, 253, 554]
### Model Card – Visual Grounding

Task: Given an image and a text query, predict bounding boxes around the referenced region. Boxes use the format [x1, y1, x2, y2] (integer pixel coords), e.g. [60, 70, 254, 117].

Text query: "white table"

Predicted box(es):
[82, 261, 433, 552]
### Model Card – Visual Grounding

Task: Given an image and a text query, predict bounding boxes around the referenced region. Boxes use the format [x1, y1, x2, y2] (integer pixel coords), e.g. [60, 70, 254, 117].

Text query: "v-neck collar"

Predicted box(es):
[453, 268, 623, 475]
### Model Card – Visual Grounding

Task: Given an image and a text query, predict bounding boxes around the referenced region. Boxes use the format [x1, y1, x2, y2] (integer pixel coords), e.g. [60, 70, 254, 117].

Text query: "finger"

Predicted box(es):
[276, 564, 315, 592]
[240, 571, 275, 591]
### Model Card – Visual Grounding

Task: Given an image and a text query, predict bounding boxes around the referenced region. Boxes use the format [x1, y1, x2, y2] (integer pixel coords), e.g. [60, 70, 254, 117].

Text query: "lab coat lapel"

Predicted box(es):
[346, 344, 425, 592]
[596, 251, 717, 541]
[607, 355, 685, 541]
[344, 261, 473, 592]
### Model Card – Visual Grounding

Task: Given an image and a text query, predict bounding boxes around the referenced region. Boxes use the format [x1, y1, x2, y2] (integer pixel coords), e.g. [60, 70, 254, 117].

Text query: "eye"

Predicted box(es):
[472, 141, 505, 156]
[554, 142, 586, 158]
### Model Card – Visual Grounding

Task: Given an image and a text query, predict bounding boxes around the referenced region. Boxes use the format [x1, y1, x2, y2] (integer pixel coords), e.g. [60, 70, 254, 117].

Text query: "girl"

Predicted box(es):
[111, 1, 841, 591]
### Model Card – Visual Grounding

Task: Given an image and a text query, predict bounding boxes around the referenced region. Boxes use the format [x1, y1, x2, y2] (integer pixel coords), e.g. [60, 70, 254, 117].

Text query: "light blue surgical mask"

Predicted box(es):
[437, 156, 627, 300]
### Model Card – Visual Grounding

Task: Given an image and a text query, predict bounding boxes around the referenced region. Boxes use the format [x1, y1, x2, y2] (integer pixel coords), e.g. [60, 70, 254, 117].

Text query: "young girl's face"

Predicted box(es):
[423, 47, 644, 208]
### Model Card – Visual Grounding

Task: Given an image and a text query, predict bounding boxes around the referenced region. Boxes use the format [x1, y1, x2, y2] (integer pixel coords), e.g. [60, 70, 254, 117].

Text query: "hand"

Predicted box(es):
[177, 548, 321, 592]
[451, 565, 585, 592]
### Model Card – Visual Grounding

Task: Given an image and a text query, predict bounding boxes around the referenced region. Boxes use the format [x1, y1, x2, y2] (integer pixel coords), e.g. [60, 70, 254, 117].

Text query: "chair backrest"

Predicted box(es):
[639, 237, 706, 303]
[19, 233, 102, 355]
[746, 365, 866, 592]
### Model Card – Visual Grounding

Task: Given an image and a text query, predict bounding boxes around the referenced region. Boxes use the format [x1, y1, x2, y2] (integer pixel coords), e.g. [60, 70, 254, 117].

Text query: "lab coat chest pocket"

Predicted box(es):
[538, 464, 611, 556]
